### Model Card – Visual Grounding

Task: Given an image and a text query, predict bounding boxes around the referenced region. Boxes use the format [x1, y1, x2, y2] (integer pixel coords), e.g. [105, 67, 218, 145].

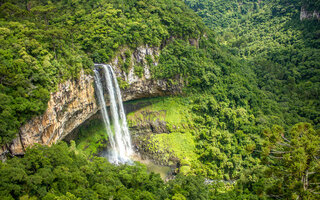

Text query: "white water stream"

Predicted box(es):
[93, 64, 132, 164]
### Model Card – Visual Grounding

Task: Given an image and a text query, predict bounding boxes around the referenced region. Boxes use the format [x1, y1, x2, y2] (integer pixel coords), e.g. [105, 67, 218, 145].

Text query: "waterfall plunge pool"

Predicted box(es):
[66, 63, 176, 180]
[98, 148, 174, 181]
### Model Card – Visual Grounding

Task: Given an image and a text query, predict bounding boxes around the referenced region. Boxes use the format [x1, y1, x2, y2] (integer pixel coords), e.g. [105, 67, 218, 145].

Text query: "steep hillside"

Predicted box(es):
[0, 0, 205, 145]
[185, 0, 320, 128]
[0, 0, 319, 199]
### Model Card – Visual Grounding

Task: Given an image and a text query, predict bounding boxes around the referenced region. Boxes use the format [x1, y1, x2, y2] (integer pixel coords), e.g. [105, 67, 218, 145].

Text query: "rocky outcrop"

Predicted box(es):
[127, 108, 178, 166]
[111, 45, 183, 101]
[300, 6, 320, 20]
[131, 118, 168, 134]
[3, 70, 98, 156]
[1, 45, 183, 158]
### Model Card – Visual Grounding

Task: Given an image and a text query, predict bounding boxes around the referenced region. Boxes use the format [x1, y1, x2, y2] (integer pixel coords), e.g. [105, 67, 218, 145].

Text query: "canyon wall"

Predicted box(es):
[0, 46, 183, 159]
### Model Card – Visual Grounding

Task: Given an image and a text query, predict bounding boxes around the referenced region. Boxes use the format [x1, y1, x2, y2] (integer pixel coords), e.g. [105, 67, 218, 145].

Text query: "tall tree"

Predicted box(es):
[263, 123, 320, 199]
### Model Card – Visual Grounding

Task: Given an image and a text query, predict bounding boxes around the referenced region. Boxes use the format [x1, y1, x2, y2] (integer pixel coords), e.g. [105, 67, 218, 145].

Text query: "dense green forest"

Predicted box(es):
[0, 0, 319, 199]
[0, 142, 212, 199]
[0, 0, 205, 145]
[185, 0, 320, 128]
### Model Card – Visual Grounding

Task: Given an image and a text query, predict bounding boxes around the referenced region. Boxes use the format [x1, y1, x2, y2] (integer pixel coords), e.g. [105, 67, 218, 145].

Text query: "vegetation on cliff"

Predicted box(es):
[0, 0, 319, 199]
[0, 0, 205, 145]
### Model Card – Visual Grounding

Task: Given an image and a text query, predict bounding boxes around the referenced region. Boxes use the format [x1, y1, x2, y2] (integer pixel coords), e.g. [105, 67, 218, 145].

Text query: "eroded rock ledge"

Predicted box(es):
[1, 46, 183, 158]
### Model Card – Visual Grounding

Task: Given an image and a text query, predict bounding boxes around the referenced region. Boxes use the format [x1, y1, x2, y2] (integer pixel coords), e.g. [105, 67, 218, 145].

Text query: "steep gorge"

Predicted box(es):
[0, 46, 183, 159]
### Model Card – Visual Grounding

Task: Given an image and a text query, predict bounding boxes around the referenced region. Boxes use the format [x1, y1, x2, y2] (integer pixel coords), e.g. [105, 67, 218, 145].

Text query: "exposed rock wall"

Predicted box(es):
[111, 45, 183, 101]
[1, 45, 183, 158]
[3, 70, 98, 156]
[300, 6, 320, 20]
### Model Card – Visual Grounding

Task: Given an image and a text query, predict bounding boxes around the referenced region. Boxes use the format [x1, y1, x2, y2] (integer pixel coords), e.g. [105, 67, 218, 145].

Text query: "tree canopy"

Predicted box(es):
[0, 0, 206, 145]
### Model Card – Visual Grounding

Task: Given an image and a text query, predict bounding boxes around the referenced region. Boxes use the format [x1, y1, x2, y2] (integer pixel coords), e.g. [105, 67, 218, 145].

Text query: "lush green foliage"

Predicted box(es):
[261, 123, 320, 199]
[176, 0, 320, 198]
[0, 0, 205, 145]
[0, 142, 210, 200]
[132, 0, 320, 198]
[0, 17, 92, 145]
[126, 96, 261, 179]
[71, 118, 108, 158]
[125, 93, 320, 199]
[1, 0, 319, 199]
[184, 0, 320, 129]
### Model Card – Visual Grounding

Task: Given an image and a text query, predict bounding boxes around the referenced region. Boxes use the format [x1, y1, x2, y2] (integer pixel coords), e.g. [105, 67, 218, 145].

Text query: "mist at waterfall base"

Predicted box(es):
[93, 64, 133, 164]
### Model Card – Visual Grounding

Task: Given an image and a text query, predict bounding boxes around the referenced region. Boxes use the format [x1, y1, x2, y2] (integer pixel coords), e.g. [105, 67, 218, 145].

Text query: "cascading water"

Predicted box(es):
[93, 64, 132, 164]
[109, 66, 133, 155]
[93, 70, 118, 162]
[110, 68, 133, 156]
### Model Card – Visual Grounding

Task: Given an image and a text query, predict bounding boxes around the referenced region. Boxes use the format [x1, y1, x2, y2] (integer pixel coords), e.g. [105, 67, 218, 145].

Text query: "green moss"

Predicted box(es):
[74, 118, 108, 157]
[134, 64, 144, 78]
[122, 49, 132, 73]
[147, 132, 198, 165]
[127, 97, 192, 128]
[117, 77, 129, 90]
[145, 55, 154, 66]
[118, 56, 124, 69]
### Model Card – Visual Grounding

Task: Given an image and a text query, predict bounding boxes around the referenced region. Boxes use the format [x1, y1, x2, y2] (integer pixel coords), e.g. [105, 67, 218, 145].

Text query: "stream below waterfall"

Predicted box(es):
[63, 64, 176, 180]
[98, 148, 174, 181]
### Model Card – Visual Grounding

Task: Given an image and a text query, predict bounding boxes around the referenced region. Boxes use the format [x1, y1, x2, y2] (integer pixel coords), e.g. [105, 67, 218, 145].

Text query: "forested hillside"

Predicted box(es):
[185, 0, 320, 128]
[0, 0, 319, 199]
[0, 0, 205, 145]
[182, 0, 320, 198]
[0, 142, 214, 199]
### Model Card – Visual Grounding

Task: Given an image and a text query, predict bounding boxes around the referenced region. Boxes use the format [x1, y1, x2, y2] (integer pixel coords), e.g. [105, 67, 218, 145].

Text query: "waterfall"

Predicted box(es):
[110, 67, 133, 156]
[93, 64, 132, 164]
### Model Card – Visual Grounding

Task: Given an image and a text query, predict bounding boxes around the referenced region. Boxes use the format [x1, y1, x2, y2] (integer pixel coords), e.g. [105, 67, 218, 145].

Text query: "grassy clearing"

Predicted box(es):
[127, 96, 199, 174]
[127, 96, 192, 129]
[148, 132, 198, 165]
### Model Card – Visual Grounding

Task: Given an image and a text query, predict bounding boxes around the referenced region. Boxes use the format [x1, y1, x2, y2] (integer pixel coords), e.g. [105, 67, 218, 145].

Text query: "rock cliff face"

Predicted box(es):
[0, 46, 183, 158]
[111, 46, 183, 101]
[300, 6, 320, 20]
[3, 70, 98, 156]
